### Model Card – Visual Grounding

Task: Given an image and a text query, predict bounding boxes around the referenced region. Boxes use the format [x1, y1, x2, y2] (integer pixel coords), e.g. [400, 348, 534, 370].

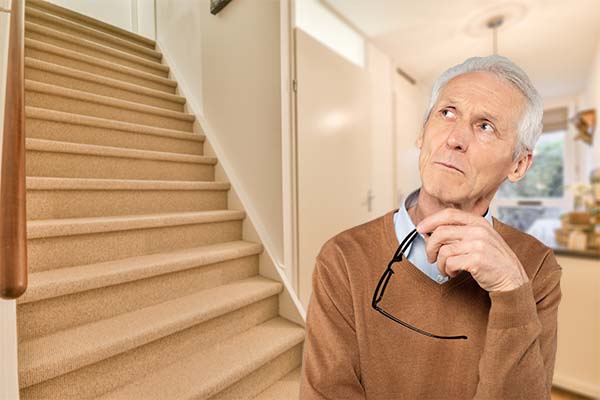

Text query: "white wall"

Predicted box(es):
[393, 69, 429, 204]
[155, 0, 284, 265]
[47, 0, 156, 40]
[0, 0, 21, 397]
[367, 43, 396, 214]
[154, 1, 204, 113]
[135, 0, 156, 41]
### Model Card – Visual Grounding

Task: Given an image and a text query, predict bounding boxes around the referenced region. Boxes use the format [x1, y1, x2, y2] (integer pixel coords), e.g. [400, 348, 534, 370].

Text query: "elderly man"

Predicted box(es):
[299, 55, 562, 400]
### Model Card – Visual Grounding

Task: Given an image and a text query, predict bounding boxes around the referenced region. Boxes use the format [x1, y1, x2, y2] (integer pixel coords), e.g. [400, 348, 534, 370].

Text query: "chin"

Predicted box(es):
[422, 172, 468, 203]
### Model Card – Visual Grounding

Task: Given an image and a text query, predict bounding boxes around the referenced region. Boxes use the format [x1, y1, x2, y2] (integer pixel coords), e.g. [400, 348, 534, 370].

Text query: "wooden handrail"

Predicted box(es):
[0, 0, 27, 300]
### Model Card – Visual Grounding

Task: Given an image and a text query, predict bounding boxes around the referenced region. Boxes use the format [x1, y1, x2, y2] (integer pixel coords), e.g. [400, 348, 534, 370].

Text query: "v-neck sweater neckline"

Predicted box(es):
[381, 207, 501, 295]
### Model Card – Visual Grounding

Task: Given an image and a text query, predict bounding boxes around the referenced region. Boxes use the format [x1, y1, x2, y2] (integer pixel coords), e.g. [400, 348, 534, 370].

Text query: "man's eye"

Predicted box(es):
[480, 122, 494, 132]
[441, 109, 454, 118]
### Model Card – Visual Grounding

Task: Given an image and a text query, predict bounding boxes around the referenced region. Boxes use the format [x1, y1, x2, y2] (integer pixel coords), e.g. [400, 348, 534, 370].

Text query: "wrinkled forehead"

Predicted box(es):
[438, 71, 526, 128]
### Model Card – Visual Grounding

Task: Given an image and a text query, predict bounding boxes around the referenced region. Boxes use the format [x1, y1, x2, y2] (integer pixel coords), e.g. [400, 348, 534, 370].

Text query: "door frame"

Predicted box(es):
[280, 0, 301, 301]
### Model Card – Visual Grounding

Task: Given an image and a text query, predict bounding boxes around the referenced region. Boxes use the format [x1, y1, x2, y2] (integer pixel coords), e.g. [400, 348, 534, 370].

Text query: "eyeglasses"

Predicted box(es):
[371, 227, 470, 341]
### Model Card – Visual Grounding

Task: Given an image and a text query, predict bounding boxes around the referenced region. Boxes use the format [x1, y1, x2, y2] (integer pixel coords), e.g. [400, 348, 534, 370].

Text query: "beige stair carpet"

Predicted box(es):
[17, 1, 305, 399]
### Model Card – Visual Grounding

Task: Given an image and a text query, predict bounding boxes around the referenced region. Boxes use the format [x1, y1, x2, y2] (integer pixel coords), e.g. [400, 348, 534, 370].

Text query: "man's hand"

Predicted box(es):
[416, 208, 529, 292]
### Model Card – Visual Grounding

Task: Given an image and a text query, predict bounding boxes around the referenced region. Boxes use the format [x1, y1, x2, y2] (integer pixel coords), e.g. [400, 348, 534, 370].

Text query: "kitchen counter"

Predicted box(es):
[552, 246, 600, 260]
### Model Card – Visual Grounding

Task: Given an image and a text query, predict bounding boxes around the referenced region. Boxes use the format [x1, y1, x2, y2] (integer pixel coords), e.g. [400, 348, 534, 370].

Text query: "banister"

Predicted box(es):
[0, 0, 27, 300]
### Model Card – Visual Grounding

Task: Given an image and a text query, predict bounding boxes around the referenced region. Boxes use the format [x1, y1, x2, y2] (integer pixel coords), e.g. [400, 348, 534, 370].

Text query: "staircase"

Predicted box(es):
[16, 1, 304, 398]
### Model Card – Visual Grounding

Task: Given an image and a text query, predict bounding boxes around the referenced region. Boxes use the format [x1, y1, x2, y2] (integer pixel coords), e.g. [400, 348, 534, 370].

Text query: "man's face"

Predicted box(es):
[417, 71, 528, 207]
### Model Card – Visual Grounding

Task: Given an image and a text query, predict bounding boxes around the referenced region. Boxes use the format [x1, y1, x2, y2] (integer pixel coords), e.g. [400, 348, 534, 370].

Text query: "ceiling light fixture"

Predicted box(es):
[464, 2, 528, 55]
[486, 15, 504, 55]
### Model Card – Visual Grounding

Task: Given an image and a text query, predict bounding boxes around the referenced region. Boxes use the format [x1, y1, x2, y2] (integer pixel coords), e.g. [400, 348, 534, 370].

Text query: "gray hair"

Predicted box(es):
[422, 55, 543, 161]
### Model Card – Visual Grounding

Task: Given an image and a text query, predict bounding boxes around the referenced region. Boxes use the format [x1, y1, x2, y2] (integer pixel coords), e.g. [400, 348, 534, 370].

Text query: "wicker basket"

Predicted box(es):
[554, 228, 569, 247]
[568, 230, 589, 251]
[591, 207, 600, 224]
[592, 168, 600, 201]
[588, 232, 600, 249]
[561, 213, 592, 232]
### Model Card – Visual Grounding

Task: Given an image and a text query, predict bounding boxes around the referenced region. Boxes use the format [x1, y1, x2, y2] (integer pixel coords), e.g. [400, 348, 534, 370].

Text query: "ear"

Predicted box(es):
[506, 150, 533, 183]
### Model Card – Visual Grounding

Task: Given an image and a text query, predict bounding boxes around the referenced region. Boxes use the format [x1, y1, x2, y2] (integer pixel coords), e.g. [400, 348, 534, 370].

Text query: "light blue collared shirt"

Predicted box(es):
[393, 187, 494, 284]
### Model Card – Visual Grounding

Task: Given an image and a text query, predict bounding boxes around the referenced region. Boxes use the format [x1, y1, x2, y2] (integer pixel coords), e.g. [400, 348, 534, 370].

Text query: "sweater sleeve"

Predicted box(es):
[474, 249, 563, 400]
[299, 255, 366, 400]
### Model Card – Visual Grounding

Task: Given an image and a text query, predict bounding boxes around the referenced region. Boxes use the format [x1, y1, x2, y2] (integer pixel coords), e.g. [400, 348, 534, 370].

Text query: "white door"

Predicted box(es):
[295, 28, 374, 308]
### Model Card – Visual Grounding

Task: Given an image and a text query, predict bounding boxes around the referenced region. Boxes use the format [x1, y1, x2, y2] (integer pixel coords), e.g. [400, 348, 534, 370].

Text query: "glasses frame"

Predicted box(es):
[371, 227, 469, 340]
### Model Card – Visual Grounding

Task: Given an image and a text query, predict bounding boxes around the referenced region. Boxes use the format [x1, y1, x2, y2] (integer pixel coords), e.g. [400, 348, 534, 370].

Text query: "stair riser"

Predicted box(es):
[25, 28, 167, 78]
[25, 91, 193, 131]
[18, 255, 260, 341]
[27, 219, 243, 273]
[26, 150, 214, 181]
[27, 188, 229, 219]
[25, 46, 176, 93]
[26, 117, 203, 155]
[19, 296, 279, 397]
[26, 13, 161, 63]
[210, 344, 303, 400]
[26, 0, 156, 50]
[26, 67, 184, 112]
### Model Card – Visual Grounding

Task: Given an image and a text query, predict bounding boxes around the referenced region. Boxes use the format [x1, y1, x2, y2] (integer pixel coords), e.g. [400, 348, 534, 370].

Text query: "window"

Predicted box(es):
[492, 107, 572, 248]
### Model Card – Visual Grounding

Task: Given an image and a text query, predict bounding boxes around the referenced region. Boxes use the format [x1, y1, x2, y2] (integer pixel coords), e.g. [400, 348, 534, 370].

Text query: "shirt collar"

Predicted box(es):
[393, 187, 493, 256]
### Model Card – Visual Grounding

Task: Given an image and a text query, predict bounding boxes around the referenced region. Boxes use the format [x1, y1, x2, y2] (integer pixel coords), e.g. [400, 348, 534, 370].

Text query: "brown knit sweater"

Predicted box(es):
[299, 208, 562, 400]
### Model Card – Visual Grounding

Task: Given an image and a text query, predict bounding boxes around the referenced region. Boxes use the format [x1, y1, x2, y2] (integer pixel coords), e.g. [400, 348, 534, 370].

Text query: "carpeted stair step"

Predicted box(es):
[17, 241, 264, 341]
[25, 58, 185, 112]
[96, 317, 305, 400]
[19, 300, 286, 400]
[18, 240, 263, 305]
[26, 0, 156, 50]
[253, 367, 302, 400]
[26, 209, 245, 273]
[26, 139, 215, 181]
[25, 21, 168, 77]
[25, 80, 195, 131]
[209, 352, 303, 400]
[18, 276, 285, 389]
[26, 177, 230, 219]
[26, 38, 177, 93]
[25, 6, 162, 62]
[26, 107, 204, 155]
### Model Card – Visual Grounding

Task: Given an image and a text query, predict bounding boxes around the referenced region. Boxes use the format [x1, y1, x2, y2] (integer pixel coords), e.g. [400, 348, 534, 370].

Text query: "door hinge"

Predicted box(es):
[292, 79, 297, 93]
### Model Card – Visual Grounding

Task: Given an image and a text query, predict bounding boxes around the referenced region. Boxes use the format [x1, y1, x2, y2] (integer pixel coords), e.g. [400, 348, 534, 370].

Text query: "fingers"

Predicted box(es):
[436, 241, 469, 277]
[441, 253, 474, 278]
[424, 225, 469, 263]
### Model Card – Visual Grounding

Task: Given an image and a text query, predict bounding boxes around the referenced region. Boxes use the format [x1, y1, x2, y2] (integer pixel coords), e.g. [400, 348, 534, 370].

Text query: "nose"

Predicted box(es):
[445, 120, 470, 152]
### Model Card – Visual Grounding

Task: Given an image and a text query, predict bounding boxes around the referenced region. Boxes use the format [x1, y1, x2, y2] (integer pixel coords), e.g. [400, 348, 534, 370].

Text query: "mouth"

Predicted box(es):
[435, 162, 463, 174]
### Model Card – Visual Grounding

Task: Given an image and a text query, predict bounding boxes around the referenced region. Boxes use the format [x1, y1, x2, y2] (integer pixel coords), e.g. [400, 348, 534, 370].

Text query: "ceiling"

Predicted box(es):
[322, 0, 600, 99]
